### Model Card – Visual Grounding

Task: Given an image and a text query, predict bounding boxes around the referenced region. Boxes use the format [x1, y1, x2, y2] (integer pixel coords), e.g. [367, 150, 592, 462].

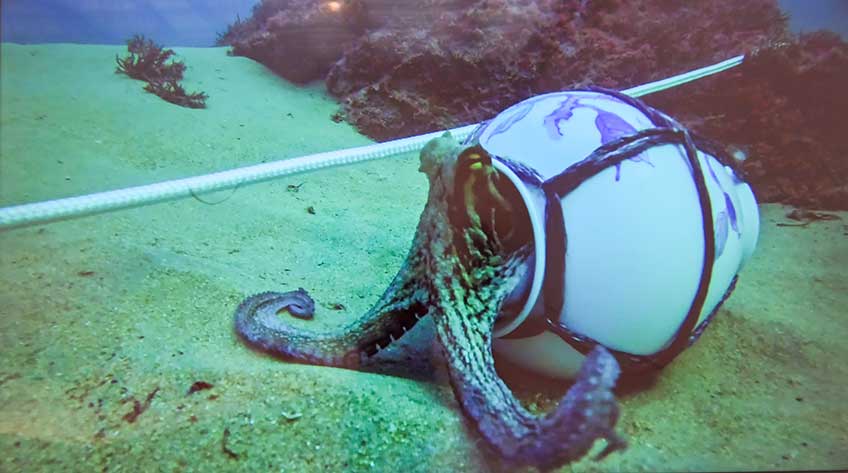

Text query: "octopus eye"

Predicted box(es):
[453, 147, 523, 252]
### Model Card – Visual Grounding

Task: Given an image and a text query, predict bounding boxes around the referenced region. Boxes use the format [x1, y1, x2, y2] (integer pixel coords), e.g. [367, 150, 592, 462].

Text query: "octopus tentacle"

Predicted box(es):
[233, 134, 467, 367]
[420, 132, 626, 468]
[431, 268, 626, 469]
[234, 231, 431, 368]
[243, 287, 315, 320]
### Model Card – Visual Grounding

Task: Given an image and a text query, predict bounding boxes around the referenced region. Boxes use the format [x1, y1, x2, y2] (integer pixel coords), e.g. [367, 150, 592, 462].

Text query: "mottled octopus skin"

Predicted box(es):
[234, 133, 626, 469]
[236, 288, 315, 321]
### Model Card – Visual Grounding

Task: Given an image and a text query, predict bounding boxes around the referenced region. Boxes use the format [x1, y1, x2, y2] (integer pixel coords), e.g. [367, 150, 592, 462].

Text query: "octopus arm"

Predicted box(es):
[234, 231, 431, 368]
[433, 295, 626, 469]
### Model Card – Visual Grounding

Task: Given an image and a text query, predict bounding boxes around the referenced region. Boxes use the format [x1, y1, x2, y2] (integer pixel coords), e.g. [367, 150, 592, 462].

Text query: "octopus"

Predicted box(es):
[234, 133, 627, 470]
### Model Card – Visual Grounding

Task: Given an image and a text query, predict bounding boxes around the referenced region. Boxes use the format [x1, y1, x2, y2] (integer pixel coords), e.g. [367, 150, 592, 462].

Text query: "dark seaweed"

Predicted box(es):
[143, 78, 208, 109]
[221, 428, 239, 460]
[122, 386, 160, 423]
[115, 34, 208, 109]
[186, 381, 215, 395]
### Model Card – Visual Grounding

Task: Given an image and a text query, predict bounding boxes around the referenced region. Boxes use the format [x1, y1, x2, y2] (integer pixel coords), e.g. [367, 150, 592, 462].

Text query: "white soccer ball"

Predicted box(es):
[470, 89, 759, 378]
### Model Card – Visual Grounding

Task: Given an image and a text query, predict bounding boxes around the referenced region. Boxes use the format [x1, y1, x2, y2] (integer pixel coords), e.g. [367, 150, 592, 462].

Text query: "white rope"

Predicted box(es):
[624, 54, 744, 98]
[0, 54, 744, 231]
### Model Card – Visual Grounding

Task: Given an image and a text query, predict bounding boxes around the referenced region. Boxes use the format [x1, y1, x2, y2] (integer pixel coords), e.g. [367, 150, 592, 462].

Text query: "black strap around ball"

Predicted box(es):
[500, 87, 742, 373]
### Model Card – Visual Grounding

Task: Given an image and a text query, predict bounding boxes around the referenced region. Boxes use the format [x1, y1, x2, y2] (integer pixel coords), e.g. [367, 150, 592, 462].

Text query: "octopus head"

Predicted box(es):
[418, 133, 533, 284]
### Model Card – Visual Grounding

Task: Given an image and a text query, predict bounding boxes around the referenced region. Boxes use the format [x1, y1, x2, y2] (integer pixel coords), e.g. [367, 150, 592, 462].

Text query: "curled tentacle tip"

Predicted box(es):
[280, 287, 316, 319]
[233, 289, 317, 345]
[582, 344, 622, 385]
[594, 431, 628, 461]
[243, 288, 316, 320]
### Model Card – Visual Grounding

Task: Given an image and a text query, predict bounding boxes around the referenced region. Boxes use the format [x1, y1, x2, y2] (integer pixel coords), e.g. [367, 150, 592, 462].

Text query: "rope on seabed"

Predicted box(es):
[0, 54, 745, 232]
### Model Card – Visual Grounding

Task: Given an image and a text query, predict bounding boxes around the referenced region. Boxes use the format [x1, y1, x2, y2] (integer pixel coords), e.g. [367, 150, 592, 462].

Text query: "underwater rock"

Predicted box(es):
[220, 0, 785, 139]
[647, 31, 848, 210]
[221, 1, 846, 208]
[218, 0, 370, 84]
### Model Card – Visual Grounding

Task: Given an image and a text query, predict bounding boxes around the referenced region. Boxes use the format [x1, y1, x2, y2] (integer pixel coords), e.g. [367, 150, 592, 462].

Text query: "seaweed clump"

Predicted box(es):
[116, 34, 208, 109]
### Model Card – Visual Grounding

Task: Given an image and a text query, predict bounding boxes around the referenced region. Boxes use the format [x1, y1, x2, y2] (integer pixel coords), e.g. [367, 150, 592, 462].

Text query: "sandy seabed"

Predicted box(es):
[1, 43, 846, 472]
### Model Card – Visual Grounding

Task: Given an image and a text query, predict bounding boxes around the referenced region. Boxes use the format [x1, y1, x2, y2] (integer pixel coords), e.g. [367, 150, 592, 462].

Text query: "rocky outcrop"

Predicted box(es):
[218, 0, 370, 83]
[648, 31, 848, 209]
[220, 0, 847, 209]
